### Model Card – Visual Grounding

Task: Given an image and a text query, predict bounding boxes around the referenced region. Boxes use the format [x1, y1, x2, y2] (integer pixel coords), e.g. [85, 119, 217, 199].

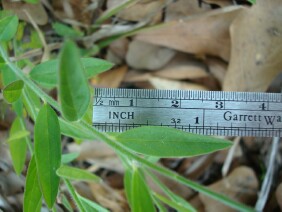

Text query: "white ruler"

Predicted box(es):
[92, 88, 282, 137]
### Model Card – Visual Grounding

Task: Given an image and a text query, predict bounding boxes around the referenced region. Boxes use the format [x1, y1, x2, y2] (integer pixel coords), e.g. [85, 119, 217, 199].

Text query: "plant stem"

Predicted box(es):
[0, 45, 254, 212]
[63, 179, 85, 212]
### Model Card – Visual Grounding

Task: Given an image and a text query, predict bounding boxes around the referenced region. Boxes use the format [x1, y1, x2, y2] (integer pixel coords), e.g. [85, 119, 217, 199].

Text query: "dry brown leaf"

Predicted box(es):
[148, 172, 195, 199]
[109, 38, 129, 61]
[89, 182, 128, 212]
[199, 166, 258, 212]
[206, 57, 227, 84]
[93, 65, 128, 88]
[126, 40, 176, 70]
[107, 0, 164, 23]
[276, 183, 282, 210]
[2, 0, 48, 25]
[52, 0, 93, 25]
[149, 77, 208, 90]
[106, 38, 129, 65]
[67, 141, 124, 173]
[123, 70, 152, 82]
[204, 0, 233, 7]
[223, 0, 282, 91]
[165, 0, 210, 21]
[153, 53, 209, 80]
[190, 195, 205, 212]
[136, 6, 242, 61]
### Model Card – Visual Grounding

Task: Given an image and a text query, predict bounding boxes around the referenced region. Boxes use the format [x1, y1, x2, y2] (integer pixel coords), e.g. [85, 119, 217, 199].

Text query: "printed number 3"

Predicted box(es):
[215, 101, 224, 109]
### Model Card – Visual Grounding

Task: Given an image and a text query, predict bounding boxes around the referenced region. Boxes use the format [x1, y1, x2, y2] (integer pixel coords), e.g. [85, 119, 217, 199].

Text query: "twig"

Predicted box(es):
[24, 10, 50, 62]
[255, 137, 280, 211]
[222, 137, 241, 177]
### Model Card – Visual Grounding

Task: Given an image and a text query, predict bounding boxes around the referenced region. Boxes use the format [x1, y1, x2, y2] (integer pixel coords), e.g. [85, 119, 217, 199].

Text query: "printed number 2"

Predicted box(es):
[171, 100, 179, 108]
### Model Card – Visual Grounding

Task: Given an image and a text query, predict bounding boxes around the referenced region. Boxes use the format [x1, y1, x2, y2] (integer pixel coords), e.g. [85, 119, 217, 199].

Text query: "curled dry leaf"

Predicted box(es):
[199, 166, 258, 212]
[2, 0, 48, 25]
[223, 0, 282, 91]
[107, 0, 164, 23]
[126, 40, 176, 71]
[149, 77, 208, 90]
[136, 6, 243, 61]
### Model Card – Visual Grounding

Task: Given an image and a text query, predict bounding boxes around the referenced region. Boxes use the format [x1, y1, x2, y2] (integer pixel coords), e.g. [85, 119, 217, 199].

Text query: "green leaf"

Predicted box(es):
[247, 0, 256, 4]
[7, 130, 30, 142]
[131, 167, 155, 212]
[59, 40, 90, 121]
[29, 58, 113, 88]
[3, 80, 24, 103]
[34, 104, 61, 209]
[56, 165, 101, 182]
[148, 171, 196, 212]
[78, 194, 110, 212]
[61, 194, 74, 212]
[61, 152, 80, 164]
[116, 126, 232, 157]
[0, 15, 18, 41]
[23, 0, 39, 3]
[52, 22, 83, 38]
[153, 193, 192, 212]
[82, 58, 113, 78]
[22, 86, 41, 121]
[8, 117, 28, 175]
[124, 169, 133, 205]
[23, 156, 42, 212]
[59, 119, 96, 140]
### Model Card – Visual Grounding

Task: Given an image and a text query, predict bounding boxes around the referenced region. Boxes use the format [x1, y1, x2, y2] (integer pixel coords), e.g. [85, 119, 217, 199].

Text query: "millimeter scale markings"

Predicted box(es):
[92, 88, 282, 137]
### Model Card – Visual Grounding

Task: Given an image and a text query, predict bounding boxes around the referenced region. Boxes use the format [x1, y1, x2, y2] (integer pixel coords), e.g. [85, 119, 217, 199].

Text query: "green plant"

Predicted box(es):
[0, 11, 255, 212]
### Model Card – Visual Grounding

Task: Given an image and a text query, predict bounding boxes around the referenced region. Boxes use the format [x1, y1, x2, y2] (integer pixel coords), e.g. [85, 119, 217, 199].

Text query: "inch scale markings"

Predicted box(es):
[93, 88, 282, 137]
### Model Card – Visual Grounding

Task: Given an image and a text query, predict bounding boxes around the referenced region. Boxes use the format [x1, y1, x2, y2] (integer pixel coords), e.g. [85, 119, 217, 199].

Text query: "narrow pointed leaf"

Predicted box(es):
[23, 156, 42, 212]
[52, 22, 83, 38]
[59, 40, 90, 121]
[0, 15, 18, 41]
[30, 58, 113, 88]
[124, 169, 133, 206]
[7, 130, 30, 142]
[56, 165, 101, 182]
[78, 194, 110, 212]
[153, 193, 192, 212]
[3, 80, 24, 103]
[61, 152, 79, 164]
[8, 117, 28, 174]
[116, 126, 232, 157]
[34, 104, 61, 208]
[131, 168, 155, 212]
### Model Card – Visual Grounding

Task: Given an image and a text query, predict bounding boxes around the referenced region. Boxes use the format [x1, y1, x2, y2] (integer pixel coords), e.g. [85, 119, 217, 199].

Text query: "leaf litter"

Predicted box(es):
[1, 0, 282, 211]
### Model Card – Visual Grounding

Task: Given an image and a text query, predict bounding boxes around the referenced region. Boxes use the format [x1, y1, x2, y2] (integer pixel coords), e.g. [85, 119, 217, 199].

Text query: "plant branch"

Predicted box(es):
[0, 45, 254, 212]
